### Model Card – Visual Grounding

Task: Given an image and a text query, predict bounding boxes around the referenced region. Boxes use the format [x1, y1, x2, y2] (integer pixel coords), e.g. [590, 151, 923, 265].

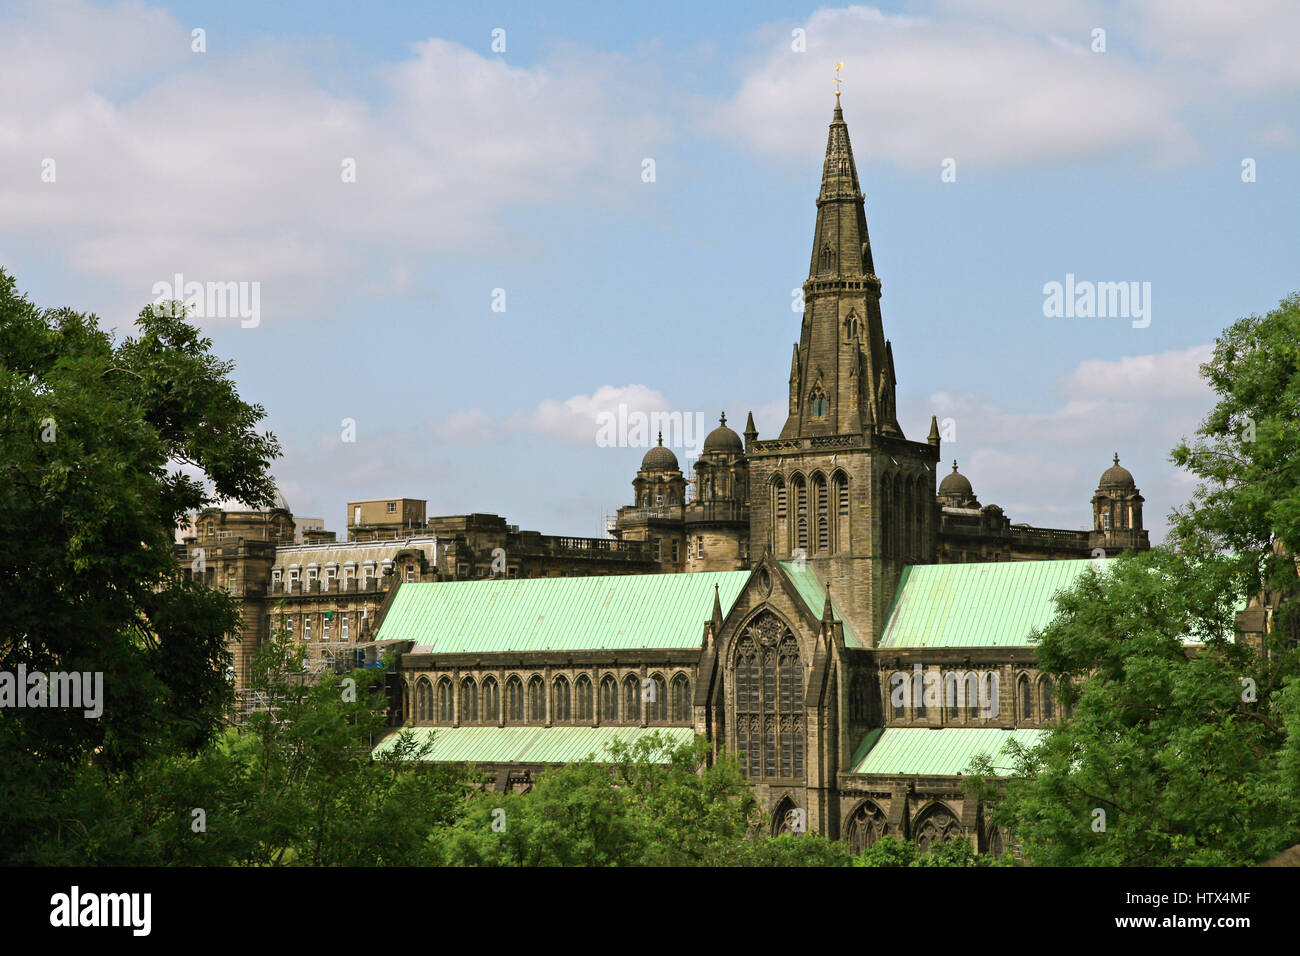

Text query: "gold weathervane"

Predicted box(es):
[835, 61, 844, 99]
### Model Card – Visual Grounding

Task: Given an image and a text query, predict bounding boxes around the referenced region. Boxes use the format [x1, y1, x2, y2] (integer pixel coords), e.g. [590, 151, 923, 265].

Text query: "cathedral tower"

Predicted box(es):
[746, 96, 940, 643]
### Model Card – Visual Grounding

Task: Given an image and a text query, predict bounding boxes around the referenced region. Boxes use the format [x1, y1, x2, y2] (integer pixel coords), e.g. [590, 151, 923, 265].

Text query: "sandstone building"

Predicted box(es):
[188, 96, 1166, 851]
[365, 97, 1159, 852]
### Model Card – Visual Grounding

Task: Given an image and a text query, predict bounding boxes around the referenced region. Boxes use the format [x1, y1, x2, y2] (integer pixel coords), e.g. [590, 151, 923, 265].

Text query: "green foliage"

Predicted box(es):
[970, 543, 1300, 866]
[714, 833, 854, 867]
[1171, 294, 1300, 600]
[440, 733, 760, 866]
[966, 294, 1300, 866]
[15, 638, 477, 865]
[0, 269, 281, 861]
[853, 835, 999, 867]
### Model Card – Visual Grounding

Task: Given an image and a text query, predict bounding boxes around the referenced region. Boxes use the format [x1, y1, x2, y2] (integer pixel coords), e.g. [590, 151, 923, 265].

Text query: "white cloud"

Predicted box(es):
[1063, 343, 1213, 401]
[0, 1, 667, 324]
[428, 384, 679, 447]
[910, 344, 1219, 541]
[1136, 0, 1300, 93]
[712, 5, 1190, 170]
[522, 384, 674, 444]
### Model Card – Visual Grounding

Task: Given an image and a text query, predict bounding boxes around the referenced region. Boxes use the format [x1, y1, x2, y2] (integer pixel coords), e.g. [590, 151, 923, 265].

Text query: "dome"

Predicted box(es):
[640, 433, 679, 472]
[938, 460, 973, 497]
[702, 412, 744, 455]
[1098, 453, 1135, 491]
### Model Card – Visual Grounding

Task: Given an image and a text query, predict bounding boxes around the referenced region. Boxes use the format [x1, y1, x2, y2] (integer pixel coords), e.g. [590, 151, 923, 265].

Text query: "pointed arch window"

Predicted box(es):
[646, 673, 667, 722]
[576, 675, 593, 721]
[904, 481, 913, 560]
[436, 678, 453, 723]
[482, 677, 499, 722]
[809, 386, 828, 418]
[1039, 676, 1054, 720]
[819, 243, 835, 272]
[833, 471, 849, 553]
[671, 674, 691, 722]
[844, 310, 860, 339]
[460, 677, 478, 723]
[892, 475, 902, 557]
[416, 678, 432, 722]
[881, 478, 892, 557]
[734, 614, 804, 780]
[600, 675, 618, 721]
[914, 804, 961, 853]
[623, 675, 642, 724]
[847, 800, 888, 854]
[915, 481, 925, 556]
[527, 676, 545, 723]
[1019, 674, 1034, 721]
[505, 676, 524, 722]
[552, 676, 572, 723]
[812, 474, 829, 554]
[793, 475, 808, 553]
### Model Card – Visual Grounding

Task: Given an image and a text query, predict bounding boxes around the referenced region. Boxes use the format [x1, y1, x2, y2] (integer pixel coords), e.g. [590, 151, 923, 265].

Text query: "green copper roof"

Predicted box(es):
[372, 725, 695, 764]
[374, 571, 749, 653]
[879, 559, 1104, 648]
[850, 727, 1047, 776]
[777, 561, 864, 648]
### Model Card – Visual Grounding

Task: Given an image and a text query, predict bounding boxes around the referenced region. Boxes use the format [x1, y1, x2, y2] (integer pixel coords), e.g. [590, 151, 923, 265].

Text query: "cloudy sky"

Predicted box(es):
[3, 0, 1298, 541]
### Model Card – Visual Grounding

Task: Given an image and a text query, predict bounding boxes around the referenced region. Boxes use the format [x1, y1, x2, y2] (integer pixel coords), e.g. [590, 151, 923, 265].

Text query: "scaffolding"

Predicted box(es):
[232, 639, 364, 727]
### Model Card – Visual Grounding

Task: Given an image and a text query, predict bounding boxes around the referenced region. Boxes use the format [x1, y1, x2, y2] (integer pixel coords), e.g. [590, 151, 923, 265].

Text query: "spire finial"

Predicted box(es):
[719, 411, 727, 427]
[1113, 452, 1120, 466]
[952, 459, 959, 473]
[657, 431, 663, 446]
[835, 61, 843, 99]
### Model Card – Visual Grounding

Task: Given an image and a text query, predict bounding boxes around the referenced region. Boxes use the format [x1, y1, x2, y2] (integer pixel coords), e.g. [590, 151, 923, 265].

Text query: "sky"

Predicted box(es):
[2, 0, 1298, 542]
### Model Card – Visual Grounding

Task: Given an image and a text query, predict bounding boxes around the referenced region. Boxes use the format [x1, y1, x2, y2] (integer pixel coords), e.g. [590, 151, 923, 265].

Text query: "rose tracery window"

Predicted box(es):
[734, 613, 804, 780]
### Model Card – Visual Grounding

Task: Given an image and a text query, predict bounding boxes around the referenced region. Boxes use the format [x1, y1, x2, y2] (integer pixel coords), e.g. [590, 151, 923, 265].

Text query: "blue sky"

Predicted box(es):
[3, 0, 1298, 541]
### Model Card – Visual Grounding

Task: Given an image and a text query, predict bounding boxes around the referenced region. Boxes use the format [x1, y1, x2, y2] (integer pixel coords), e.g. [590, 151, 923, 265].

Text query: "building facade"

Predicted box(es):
[368, 97, 1161, 853]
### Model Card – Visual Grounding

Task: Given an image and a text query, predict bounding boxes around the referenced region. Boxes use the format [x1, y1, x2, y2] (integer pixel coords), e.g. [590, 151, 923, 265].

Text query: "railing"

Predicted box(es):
[1008, 526, 1090, 544]
[346, 527, 435, 542]
[750, 434, 859, 452]
[616, 505, 685, 522]
[544, 537, 647, 553]
[271, 577, 391, 595]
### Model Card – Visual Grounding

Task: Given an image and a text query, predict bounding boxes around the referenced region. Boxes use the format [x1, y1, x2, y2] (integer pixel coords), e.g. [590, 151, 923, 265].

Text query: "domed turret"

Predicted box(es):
[1098, 453, 1135, 491]
[640, 433, 679, 472]
[1091, 453, 1147, 555]
[937, 460, 979, 509]
[703, 412, 744, 455]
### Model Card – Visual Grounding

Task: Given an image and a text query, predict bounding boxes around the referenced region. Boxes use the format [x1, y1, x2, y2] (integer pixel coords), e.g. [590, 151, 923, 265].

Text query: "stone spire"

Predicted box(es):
[712, 583, 724, 634]
[780, 96, 900, 440]
[928, 415, 941, 447]
[743, 411, 758, 449]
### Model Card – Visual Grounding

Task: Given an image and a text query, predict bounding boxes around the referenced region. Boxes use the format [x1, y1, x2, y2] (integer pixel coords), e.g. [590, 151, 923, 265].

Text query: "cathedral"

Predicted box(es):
[363, 95, 1166, 851]
[187, 95, 1183, 851]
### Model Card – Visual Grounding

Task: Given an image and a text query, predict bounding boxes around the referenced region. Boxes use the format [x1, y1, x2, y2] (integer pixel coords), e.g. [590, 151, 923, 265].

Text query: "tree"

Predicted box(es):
[970, 548, 1300, 865]
[968, 294, 1300, 864]
[0, 269, 279, 860]
[16, 637, 476, 866]
[440, 734, 760, 866]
